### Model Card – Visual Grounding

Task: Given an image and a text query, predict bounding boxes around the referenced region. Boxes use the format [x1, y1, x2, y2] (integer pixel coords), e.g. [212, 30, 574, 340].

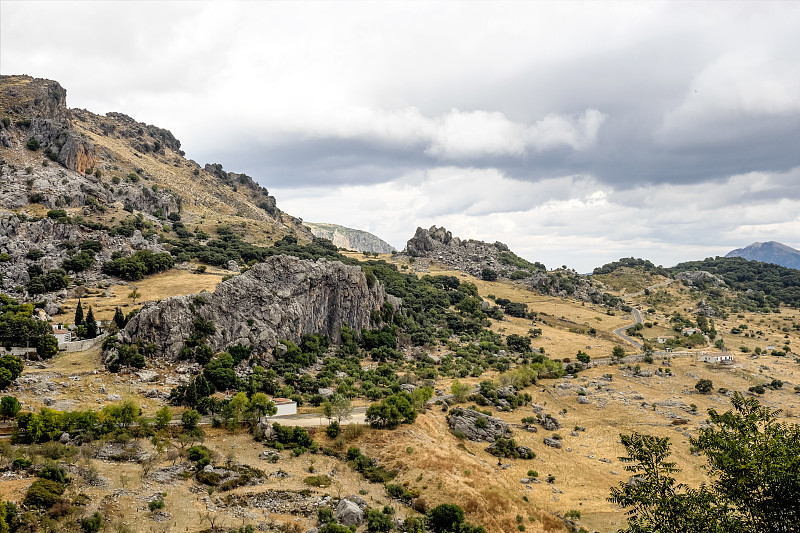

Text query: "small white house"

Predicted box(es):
[271, 398, 298, 417]
[682, 327, 701, 336]
[657, 336, 675, 344]
[700, 353, 734, 365]
[52, 328, 72, 346]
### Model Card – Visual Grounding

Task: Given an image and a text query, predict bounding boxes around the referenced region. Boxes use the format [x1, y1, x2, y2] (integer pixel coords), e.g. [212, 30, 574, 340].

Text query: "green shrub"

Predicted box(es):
[148, 499, 165, 512]
[303, 475, 332, 487]
[325, 421, 340, 439]
[23, 478, 65, 508]
[80, 512, 103, 533]
[26, 138, 40, 151]
[38, 463, 69, 484]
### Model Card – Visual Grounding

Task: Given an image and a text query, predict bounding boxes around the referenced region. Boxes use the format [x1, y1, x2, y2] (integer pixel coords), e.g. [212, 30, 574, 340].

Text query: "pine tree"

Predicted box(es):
[184, 381, 198, 408]
[113, 307, 126, 329]
[194, 375, 212, 398]
[74, 299, 84, 326]
[85, 307, 98, 339]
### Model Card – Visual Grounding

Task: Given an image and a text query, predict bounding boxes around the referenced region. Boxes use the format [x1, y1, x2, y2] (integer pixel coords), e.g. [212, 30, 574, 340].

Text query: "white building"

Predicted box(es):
[52, 328, 72, 346]
[700, 353, 734, 364]
[271, 398, 298, 417]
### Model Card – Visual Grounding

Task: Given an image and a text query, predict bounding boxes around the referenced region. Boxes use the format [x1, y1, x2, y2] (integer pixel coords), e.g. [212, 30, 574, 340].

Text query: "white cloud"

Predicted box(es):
[424, 108, 607, 158]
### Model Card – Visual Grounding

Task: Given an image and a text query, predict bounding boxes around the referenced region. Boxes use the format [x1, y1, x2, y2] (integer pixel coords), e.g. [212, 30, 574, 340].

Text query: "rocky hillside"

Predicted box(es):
[403, 225, 611, 304]
[726, 241, 800, 270]
[0, 75, 315, 305]
[112, 255, 393, 361]
[304, 222, 395, 254]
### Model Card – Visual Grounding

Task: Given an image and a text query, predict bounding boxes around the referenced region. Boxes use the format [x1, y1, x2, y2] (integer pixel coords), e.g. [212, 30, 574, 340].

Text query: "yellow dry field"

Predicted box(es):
[16, 347, 168, 414]
[0, 428, 412, 533]
[365, 352, 800, 533]
[52, 266, 227, 323]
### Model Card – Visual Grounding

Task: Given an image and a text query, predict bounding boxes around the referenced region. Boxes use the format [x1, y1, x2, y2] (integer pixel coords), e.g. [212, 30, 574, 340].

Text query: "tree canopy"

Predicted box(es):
[609, 393, 800, 532]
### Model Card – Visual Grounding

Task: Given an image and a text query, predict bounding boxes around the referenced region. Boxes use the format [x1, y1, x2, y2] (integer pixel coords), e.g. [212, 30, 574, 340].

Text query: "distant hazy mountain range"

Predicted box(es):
[304, 222, 395, 254]
[726, 241, 800, 270]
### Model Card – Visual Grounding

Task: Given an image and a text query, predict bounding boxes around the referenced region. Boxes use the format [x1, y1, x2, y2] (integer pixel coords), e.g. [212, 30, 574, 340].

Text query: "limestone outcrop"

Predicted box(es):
[403, 225, 607, 303]
[447, 407, 511, 442]
[0, 75, 96, 173]
[0, 214, 164, 290]
[115, 255, 390, 360]
[305, 222, 395, 254]
[675, 270, 725, 288]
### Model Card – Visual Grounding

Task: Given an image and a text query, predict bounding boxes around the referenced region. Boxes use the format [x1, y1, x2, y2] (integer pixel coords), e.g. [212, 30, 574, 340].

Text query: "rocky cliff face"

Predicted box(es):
[405, 225, 510, 275]
[0, 75, 96, 173]
[0, 214, 164, 289]
[305, 222, 395, 254]
[115, 255, 389, 360]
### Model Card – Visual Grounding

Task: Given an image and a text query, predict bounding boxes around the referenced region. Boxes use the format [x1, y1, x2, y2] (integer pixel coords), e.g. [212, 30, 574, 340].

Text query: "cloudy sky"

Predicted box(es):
[2, 1, 799, 272]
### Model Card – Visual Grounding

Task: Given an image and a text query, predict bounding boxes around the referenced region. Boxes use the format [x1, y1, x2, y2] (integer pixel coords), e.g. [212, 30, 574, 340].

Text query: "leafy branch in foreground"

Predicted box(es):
[609, 393, 800, 533]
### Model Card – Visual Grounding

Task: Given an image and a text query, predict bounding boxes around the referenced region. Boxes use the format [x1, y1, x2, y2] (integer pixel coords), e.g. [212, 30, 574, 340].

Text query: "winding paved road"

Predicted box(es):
[613, 306, 643, 348]
[612, 278, 676, 349]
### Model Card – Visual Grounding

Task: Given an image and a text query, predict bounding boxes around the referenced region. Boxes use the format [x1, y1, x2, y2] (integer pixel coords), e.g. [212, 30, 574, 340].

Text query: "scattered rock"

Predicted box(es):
[543, 437, 562, 449]
[539, 414, 561, 431]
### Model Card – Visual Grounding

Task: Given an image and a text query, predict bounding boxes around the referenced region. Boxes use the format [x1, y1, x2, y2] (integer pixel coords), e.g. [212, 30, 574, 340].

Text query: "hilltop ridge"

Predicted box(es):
[403, 225, 614, 305]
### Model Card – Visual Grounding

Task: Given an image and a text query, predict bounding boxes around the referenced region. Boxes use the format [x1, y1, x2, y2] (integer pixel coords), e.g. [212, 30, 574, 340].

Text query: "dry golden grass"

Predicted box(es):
[75, 121, 307, 247]
[52, 266, 226, 323]
[363, 350, 800, 533]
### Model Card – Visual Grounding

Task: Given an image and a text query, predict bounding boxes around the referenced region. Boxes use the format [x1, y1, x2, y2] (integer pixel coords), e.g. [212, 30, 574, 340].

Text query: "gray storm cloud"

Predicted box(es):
[2, 1, 799, 271]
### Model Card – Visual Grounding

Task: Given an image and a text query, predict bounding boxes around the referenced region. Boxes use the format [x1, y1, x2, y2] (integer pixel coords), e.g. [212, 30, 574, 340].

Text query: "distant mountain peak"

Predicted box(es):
[725, 241, 800, 270]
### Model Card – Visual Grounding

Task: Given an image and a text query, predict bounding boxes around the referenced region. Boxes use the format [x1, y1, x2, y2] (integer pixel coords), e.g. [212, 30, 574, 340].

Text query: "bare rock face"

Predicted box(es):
[0, 75, 96, 173]
[675, 270, 725, 288]
[336, 497, 365, 527]
[305, 222, 395, 254]
[0, 214, 165, 290]
[405, 226, 504, 270]
[116, 255, 389, 360]
[447, 407, 510, 442]
[57, 133, 95, 174]
[403, 225, 607, 304]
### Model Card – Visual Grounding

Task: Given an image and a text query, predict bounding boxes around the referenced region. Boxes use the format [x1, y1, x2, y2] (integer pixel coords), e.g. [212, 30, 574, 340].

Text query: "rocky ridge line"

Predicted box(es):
[403, 225, 607, 303]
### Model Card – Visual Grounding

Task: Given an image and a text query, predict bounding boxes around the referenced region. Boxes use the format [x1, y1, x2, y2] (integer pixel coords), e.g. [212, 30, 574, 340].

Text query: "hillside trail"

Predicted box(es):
[612, 278, 675, 348]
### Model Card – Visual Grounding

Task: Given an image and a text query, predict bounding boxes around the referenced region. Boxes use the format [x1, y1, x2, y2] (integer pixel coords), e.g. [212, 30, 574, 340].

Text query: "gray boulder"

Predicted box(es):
[540, 414, 561, 431]
[447, 407, 510, 442]
[496, 386, 516, 399]
[543, 437, 563, 449]
[336, 498, 365, 527]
